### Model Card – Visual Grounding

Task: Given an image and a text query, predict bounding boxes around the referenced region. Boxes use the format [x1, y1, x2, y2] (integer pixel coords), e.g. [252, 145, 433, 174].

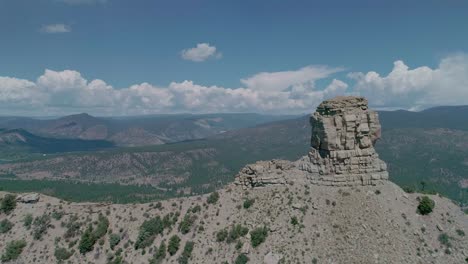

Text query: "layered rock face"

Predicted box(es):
[299, 96, 389, 186]
[236, 96, 389, 188]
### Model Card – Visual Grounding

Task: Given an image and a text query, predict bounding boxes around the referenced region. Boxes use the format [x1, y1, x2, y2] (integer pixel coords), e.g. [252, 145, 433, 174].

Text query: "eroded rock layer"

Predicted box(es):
[236, 96, 389, 188]
[300, 96, 388, 186]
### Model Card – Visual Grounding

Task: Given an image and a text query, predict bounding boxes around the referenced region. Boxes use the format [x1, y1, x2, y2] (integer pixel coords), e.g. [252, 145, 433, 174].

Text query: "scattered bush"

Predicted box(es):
[109, 233, 121, 250]
[94, 214, 110, 238]
[402, 186, 415, 193]
[79, 225, 96, 254]
[207, 192, 220, 204]
[417, 196, 435, 215]
[243, 198, 255, 209]
[179, 213, 197, 234]
[234, 253, 249, 264]
[149, 241, 167, 264]
[23, 213, 33, 229]
[456, 229, 465, 237]
[216, 229, 228, 242]
[438, 233, 451, 248]
[33, 214, 51, 240]
[54, 247, 74, 260]
[178, 241, 194, 264]
[190, 205, 202, 214]
[64, 215, 81, 238]
[168, 235, 181, 256]
[250, 226, 268, 248]
[1, 240, 26, 262]
[135, 216, 164, 249]
[52, 210, 64, 220]
[0, 194, 16, 214]
[226, 224, 249, 243]
[290, 216, 299, 226]
[0, 219, 13, 234]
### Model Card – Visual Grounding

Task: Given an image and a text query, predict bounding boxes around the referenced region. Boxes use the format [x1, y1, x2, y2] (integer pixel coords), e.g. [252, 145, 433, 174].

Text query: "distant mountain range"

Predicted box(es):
[0, 106, 467, 204]
[0, 113, 295, 148]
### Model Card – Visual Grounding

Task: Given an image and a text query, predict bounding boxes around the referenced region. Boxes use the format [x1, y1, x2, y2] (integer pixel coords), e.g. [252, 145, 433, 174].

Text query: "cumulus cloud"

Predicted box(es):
[181, 43, 222, 62]
[0, 66, 344, 116]
[241, 66, 343, 92]
[1, 54, 466, 116]
[40, 24, 71, 34]
[349, 54, 468, 109]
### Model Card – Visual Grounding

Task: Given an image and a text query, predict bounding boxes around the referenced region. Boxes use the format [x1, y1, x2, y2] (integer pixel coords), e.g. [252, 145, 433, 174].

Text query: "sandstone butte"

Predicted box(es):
[1, 96, 467, 264]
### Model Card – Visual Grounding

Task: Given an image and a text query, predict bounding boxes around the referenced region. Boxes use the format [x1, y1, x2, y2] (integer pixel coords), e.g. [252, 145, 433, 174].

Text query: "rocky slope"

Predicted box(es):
[0, 97, 467, 264]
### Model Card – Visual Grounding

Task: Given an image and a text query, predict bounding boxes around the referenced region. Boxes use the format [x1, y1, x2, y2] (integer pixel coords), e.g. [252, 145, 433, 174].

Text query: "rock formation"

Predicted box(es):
[236, 96, 389, 188]
[299, 96, 389, 186]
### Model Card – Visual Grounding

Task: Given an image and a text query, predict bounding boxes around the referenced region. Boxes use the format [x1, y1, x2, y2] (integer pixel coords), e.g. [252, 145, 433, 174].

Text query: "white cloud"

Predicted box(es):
[181, 43, 222, 62]
[2, 54, 467, 116]
[0, 66, 344, 115]
[241, 66, 343, 92]
[40, 24, 71, 34]
[349, 54, 468, 109]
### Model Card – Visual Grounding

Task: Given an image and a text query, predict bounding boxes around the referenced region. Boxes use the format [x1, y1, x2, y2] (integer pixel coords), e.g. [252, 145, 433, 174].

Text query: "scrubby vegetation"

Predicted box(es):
[226, 224, 249, 243]
[179, 213, 197, 234]
[243, 198, 255, 209]
[0, 194, 16, 214]
[23, 213, 33, 229]
[32, 214, 52, 240]
[0, 219, 14, 234]
[234, 253, 249, 264]
[109, 233, 121, 250]
[78, 214, 109, 254]
[216, 229, 228, 242]
[417, 196, 435, 215]
[1, 240, 26, 262]
[177, 241, 194, 264]
[168, 235, 181, 256]
[207, 191, 220, 204]
[250, 226, 268, 248]
[54, 247, 74, 261]
[135, 216, 165, 249]
[149, 241, 167, 264]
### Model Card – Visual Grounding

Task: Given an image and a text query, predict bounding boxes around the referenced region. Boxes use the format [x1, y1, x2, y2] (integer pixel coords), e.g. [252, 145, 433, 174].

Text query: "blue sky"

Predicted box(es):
[1, 0, 468, 115]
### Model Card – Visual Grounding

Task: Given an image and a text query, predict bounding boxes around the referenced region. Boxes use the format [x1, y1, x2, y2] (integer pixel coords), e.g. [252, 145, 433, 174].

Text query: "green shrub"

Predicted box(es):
[23, 213, 33, 229]
[33, 214, 51, 240]
[54, 247, 74, 260]
[290, 216, 299, 226]
[438, 233, 451, 248]
[64, 215, 81, 238]
[149, 240, 167, 264]
[0, 219, 13, 234]
[243, 199, 255, 209]
[168, 235, 181, 256]
[177, 241, 194, 264]
[456, 229, 465, 237]
[207, 192, 219, 204]
[52, 210, 64, 220]
[109, 233, 121, 250]
[0, 194, 16, 214]
[79, 225, 96, 254]
[402, 186, 415, 193]
[226, 224, 249, 243]
[216, 229, 228, 242]
[250, 226, 268, 248]
[135, 216, 164, 249]
[417, 196, 435, 215]
[179, 213, 197, 234]
[1, 240, 26, 262]
[234, 253, 249, 264]
[190, 205, 202, 214]
[94, 214, 110, 238]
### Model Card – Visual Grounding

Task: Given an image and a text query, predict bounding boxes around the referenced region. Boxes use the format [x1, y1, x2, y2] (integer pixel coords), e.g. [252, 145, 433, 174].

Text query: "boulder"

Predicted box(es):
[16, 193, 40, 203]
